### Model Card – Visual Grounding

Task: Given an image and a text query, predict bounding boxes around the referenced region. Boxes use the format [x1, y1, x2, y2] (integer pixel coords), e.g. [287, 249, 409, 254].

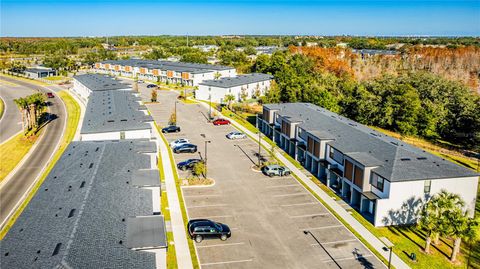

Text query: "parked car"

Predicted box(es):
[213, 119, 231, 126]
[262, 164, 291, 177]
[162, 125, 181, 133]
[226, 131, 246, 140]
[177, 159, 203, 171]
[188, 219, 231, 243]
[169, 138, 190, 148]
[173, 144, 197, 154]
[137, 80, 144, 83]
[146, 84, 157, 88]
[46, 92, 54, 98]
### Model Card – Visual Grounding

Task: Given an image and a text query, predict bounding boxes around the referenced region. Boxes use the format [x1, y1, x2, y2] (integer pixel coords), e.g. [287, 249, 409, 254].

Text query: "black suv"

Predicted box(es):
[188, 219, 231, 243]
[173, 144, 197, 153]
[162, 125, 181, 133]
[177, 159, 202, 171]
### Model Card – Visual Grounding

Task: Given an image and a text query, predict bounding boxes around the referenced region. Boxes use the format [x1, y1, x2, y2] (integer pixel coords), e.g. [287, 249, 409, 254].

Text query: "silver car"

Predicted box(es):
[226, 131, 247, 140]
[262, 164, 291, 177]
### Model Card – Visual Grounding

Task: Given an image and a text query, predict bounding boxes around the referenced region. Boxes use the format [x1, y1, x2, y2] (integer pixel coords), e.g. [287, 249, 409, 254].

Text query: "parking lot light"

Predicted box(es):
[304, 230, 341, 269]
[204, 140, 211, 178]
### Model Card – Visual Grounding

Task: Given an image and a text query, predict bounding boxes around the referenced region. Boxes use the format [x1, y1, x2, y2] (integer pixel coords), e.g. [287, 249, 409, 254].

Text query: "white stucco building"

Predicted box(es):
[73, 74, 153, 141]
[196, 73, 273, 104]
[258, 103, 479, 227]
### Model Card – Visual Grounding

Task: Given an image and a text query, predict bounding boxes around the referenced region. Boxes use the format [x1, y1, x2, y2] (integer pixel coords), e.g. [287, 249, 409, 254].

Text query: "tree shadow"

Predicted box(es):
[36, 112, 58, 133]
[352, 247, 375, 269]
[381, 196, 423, 226]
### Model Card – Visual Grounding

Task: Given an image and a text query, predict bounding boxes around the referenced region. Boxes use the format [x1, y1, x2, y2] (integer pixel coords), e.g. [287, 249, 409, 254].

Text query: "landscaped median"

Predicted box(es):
[0, 90, 80, 239]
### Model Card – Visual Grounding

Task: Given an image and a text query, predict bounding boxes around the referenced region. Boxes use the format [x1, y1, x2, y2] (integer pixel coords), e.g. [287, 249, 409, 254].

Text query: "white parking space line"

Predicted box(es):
[300, 225, 344, 230]
[195, 215, 232, 219]
[201, 259, 253, 266]
[187, 204, 227, 209]
[183, 194, 222, 198]
[280, 202, 317, 207]
[265, 184, 298, 189]
[197, 242, 245, 248]
[288, 213, 329, 218]
[273, 193, 307, 198]
[322, 255, 373, 262]
[310, 239, 357, 246]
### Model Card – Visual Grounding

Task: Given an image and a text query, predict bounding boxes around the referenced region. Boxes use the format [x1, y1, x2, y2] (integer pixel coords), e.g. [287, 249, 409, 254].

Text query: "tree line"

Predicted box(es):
[252, 50, 480, 150]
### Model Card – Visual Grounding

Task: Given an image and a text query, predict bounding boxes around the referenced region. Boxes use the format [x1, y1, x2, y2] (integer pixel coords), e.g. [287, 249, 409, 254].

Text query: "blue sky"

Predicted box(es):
[1, 0, 479, 37]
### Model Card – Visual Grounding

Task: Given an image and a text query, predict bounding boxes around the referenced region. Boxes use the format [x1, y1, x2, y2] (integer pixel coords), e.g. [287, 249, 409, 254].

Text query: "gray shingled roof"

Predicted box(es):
[264, 103, 479, 182]
[73, 74, 130, 91]
[126, 216, 167, 249]
[0, 140, 164, 269]
[102, 59, 234, 73]
[132, 169, 161, 187]
[199, 73, 273, 88]
[81, 89, 152, 134]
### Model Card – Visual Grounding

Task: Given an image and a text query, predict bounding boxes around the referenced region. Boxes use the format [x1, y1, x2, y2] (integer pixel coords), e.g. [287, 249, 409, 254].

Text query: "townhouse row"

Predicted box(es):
[93, 59, 237, 86]
[257, 103, 479, 227]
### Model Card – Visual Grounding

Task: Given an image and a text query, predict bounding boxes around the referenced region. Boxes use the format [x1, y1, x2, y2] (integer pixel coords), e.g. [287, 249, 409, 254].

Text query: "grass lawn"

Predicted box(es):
[0, 133, 38, 183]
[218, 106, 480, 269]
[0, 96, 4, 119]
[0, 90, 80, 239]
[43, 76, 69, 81]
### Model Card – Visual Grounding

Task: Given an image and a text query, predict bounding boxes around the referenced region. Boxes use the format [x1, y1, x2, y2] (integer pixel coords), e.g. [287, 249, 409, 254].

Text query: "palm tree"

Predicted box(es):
[13, 97, 30, 132]
[224, 94, 235, 110]
[446, 211, 479, 262]
[418, 199, 440, 253]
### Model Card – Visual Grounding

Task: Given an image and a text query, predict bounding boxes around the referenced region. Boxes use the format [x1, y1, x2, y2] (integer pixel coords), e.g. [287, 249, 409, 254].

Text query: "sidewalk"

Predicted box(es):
[197, 101, 410, 269]
[151, 124, 194, 269]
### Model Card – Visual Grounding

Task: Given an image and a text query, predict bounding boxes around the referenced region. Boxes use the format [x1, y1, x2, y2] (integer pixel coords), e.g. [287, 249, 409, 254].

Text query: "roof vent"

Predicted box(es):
[400, 158, 411, 161]
[417, 157, 427, 160]
[80, 181, 86, 188]
[390, 141, 399, 146]
[88, 163, 94, 169]
[52, 243, 62, 256]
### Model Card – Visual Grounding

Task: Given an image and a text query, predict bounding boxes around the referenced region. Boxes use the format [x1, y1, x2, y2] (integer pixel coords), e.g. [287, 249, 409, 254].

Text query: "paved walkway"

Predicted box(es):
[196, 100, 410, 269]
[150, 119, 194, 269]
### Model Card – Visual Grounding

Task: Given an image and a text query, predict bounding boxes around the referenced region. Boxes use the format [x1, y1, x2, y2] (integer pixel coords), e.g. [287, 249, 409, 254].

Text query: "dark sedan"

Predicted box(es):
[146, 84, 157, 88]
[173, 143, 197, 154]
[162, 125, 181, 133]
[188, 219, 231, 243]
[177, 159, 202, 170]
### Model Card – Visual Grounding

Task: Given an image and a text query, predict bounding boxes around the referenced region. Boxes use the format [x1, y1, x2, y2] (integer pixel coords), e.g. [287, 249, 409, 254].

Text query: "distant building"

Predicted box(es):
[24, 67, 56, 79]
[193, 45, 218, 52]
[93, 59, 237, 86]
[257, 103, 479, 227]
[196, 73, 273, 103]
[73, 74, 153, 141]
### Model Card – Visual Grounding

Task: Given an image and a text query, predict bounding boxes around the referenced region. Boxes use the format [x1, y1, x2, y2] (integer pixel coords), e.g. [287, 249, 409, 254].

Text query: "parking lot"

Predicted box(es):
[145, 90, 385, 268]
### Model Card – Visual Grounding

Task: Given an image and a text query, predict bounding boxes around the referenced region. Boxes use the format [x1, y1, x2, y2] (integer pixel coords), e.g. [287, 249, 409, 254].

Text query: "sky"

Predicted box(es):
[1, 0, 479, 37]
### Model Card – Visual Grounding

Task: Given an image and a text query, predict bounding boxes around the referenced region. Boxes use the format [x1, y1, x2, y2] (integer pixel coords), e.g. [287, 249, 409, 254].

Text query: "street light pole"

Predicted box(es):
[258, 132, 262, 167]
[174, 101, 177, 126]
[204, 140, 211, 178]
[303, 230, 341, 269]
[209, 94, 212, 120]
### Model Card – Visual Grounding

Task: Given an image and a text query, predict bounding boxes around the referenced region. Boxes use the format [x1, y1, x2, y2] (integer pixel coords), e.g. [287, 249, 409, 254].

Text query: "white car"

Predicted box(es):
[170, 138, 190, 148]
[226, 131, 247, 140]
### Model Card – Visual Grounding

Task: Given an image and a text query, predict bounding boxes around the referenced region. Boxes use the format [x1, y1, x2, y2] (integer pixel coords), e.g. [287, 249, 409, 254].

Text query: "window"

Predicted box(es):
[424, 180, 431, 194]
[371, 173, 385, 191]
[329, 147, 334, 159]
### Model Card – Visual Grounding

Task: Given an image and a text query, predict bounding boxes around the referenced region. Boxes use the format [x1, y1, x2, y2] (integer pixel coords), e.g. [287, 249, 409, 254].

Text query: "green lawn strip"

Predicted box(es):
[0, 96, 4, 119]
[0, 73, 50, 86]
[158, 150, 177, 268]
[43, 76, 69, 81]
[0, 133, 38, 182]
[0, 90, 79, 239]
[154, 123, 200, 269]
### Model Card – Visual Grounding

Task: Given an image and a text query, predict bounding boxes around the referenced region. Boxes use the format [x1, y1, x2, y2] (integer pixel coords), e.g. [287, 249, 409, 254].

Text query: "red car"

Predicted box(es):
[212, 119, 231, 125]
[46, 92, 54, 98]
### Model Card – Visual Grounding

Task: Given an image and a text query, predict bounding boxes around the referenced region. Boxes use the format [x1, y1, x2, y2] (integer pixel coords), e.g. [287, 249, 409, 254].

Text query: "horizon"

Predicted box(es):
[1, 0, 479, 37]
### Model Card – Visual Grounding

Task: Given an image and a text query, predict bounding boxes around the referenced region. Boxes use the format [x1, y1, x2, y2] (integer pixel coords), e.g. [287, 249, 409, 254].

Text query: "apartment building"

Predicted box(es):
[196, 73, 273, 103]
[93, 59, 236, 86]
[258, 103, 479, 227]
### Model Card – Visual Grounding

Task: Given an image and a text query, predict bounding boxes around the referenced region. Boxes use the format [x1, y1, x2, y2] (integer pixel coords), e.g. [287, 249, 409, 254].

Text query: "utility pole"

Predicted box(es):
[258, 132, 262, 167]
[209, 94, 212, 120]
[204, 140, 211, 178]
[174, 101, 178, 126]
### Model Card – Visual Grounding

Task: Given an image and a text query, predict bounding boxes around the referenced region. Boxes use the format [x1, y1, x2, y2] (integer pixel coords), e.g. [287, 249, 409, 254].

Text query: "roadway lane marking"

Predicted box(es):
[299, 225, 344, 230]
[266, 184, 298, 189]
[201, 259, 253, 266]
[310, 239, 357, 246]
[187, 204, 227, 209]
[281, 202, 317, 207]
[197, 242, 245, 248]
[183, 194, 222, 198]
[194, 215, 232, 219]
[288, 213, 329, 218]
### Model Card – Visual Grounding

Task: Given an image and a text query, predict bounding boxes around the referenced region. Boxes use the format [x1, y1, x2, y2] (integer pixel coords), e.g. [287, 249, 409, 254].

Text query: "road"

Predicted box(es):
[0, 81, 35, 143]
[147, 90, 385, 269]
[0, 76, 67, 229]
